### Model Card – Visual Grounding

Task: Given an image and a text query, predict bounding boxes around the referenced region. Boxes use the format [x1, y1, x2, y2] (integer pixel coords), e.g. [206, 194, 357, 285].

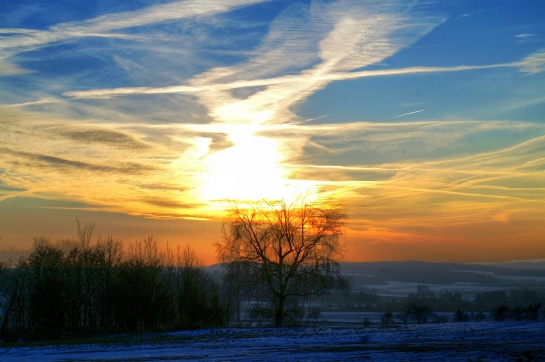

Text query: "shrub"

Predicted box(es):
[408, 303, 432, 324]
[473, 311, 486, 322]
[453, 309, 470, 322]
[492, 305, 510, 321]
[381, 311, 394, 325]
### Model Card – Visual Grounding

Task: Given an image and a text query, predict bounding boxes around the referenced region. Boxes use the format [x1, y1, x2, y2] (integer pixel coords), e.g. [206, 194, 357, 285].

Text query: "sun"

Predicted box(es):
[198, 126, 313, 205]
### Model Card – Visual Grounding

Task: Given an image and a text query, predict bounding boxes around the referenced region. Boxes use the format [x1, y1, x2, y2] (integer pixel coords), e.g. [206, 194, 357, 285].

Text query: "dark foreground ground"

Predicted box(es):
[2, 321, 545, 361]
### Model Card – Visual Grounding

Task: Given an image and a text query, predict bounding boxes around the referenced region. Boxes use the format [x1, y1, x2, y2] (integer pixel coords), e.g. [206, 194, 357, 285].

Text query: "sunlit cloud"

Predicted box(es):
[55, 1, 449, 208]
[2, 1, 545, 262]
[0, 105, 186, 218]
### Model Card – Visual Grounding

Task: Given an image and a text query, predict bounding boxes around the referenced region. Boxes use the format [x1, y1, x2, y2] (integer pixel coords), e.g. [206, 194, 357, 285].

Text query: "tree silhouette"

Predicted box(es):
[26, 240, 67, 337]
[0, 225, 229, 340]
[407, 303, 432, 324]
[217, 199, 348, 327]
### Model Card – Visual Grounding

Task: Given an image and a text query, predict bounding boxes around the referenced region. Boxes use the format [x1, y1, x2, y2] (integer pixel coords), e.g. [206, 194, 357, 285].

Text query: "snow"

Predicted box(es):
[2, 321, 544, 361]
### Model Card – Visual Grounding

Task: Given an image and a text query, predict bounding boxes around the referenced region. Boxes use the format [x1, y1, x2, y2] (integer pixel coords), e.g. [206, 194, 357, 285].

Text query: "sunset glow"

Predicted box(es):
[199, 128, 286, 202]
[1, 1, 545, 265]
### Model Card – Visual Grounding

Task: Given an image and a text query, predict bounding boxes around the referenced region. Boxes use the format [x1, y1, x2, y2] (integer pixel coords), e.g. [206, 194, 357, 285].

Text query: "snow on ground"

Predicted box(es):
[2, 321, 545, 361]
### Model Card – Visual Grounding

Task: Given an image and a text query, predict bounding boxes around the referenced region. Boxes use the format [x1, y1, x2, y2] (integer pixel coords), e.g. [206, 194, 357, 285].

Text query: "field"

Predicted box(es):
[2, 321, 545, 361]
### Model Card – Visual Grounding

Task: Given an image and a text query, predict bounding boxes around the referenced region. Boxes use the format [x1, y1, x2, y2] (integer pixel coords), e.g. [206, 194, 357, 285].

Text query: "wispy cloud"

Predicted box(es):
[0, 0, 267, 56]
[66, 57, 544, 100]
[63, 0, 447, 134]
[171, 1, 447, 126]
[58, 128, 151, 150]
[2, 0, 545, 262]
[0, 105, 188, 217]
[260, 118, 545, 222]
[517, 50, 545, 74]
[1, 147, 156, 175]
[0, 61, 33, 76]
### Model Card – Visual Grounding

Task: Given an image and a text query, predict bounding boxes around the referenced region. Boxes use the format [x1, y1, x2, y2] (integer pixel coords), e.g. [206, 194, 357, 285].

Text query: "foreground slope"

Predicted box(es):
[3, 322, 545, 361]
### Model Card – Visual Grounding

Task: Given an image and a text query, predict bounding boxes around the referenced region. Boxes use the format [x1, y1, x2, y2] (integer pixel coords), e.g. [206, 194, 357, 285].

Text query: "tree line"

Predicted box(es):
[0, 222, 227, 341]
[325, 284, 544, 325]
[2, 196, 544, 340]
[1, 199, 350, 340]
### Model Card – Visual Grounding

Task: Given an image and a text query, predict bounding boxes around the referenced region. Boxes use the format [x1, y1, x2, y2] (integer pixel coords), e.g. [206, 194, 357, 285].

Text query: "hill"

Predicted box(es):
[340, 261, 545, 287]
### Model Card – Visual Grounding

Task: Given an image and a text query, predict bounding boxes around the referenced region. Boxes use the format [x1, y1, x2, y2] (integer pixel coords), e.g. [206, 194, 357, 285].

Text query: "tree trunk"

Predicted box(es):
[0, 281, 19, 338]
[274, 296, 285, 327]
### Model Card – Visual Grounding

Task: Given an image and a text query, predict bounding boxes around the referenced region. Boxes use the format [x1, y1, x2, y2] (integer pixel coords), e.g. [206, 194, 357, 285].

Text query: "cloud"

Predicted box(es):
[1, 147, 157, 175]
[63, 63, 509, 99]
[59, 128, 151, 150]
[5, 98, 59, 107]
[0, 60, 33, 76]
[0, 180, 26, 193]
[3, 1, 545, 229]
[517, 50, 545, 74]
[127, 181, 189, 193]
[64, 0, 447, 137]
[141, 196, 198, 210]
[260, 119, 545, 214]
[0, 0, 269, 64]
[0, 105, 215, 218]
[189, 1, 446, 126]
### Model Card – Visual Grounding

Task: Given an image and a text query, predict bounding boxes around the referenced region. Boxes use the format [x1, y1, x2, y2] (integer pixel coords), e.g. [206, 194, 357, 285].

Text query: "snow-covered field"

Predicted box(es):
[2, 322, 544, 361]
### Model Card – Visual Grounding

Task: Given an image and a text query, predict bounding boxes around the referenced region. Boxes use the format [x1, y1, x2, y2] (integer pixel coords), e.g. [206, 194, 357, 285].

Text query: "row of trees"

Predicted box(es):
[1, 199, 351, 339]
[0, 224, 227, 340]
[322, 284, 545, 316]
[380, 301, 543, 325]
[490, 303, 543, 321]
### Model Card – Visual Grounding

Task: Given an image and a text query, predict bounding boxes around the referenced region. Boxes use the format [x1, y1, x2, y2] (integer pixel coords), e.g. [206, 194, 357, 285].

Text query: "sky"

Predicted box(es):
[1, 0, 545, 265]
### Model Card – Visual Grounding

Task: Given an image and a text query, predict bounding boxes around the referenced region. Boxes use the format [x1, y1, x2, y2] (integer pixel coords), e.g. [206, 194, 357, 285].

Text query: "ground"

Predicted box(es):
[2, 321, 545, 361]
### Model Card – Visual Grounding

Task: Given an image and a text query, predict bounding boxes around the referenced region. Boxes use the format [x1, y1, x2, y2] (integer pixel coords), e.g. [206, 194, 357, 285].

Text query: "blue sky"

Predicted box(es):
[1, 0, 545, 264]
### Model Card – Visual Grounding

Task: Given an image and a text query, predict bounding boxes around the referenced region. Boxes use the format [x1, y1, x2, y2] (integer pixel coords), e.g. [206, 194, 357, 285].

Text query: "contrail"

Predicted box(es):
[382, 109, 425, 121]
[6, 98, 59, 107]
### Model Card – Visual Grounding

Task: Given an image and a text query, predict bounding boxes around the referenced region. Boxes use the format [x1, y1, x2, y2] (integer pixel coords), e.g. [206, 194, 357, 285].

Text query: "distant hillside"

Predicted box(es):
[207, 261, 545, 286]
[339, 261, 545, 286]
[487, 260, 545, 271]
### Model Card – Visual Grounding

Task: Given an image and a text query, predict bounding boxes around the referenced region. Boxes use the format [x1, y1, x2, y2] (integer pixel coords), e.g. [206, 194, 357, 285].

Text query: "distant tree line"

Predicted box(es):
[0, 221, 228, 341]
[327, 284, 544, 325]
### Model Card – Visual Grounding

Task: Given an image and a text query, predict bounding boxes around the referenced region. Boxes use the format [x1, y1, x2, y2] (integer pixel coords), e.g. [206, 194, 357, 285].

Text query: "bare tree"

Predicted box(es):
[75, 218, 95, 249]
[407, 303, 432, 324]
[217, 199, 348, 327]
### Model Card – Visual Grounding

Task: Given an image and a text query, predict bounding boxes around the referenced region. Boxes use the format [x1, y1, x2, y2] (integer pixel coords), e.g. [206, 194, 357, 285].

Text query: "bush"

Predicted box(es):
[453, 309, 470, 322]
[381, 311, 394, 325]
[307, 307, 322, 325]
[431, 314, 448, 323]
[473, 311, 486, 322]
[510, 306, 525, 321]
[248, 305, 273, 326]
[396, 312, 410, 325]
[492, 305, 510, 321]
[524, 303, 541, 321]
[408, 303, 432, 324]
